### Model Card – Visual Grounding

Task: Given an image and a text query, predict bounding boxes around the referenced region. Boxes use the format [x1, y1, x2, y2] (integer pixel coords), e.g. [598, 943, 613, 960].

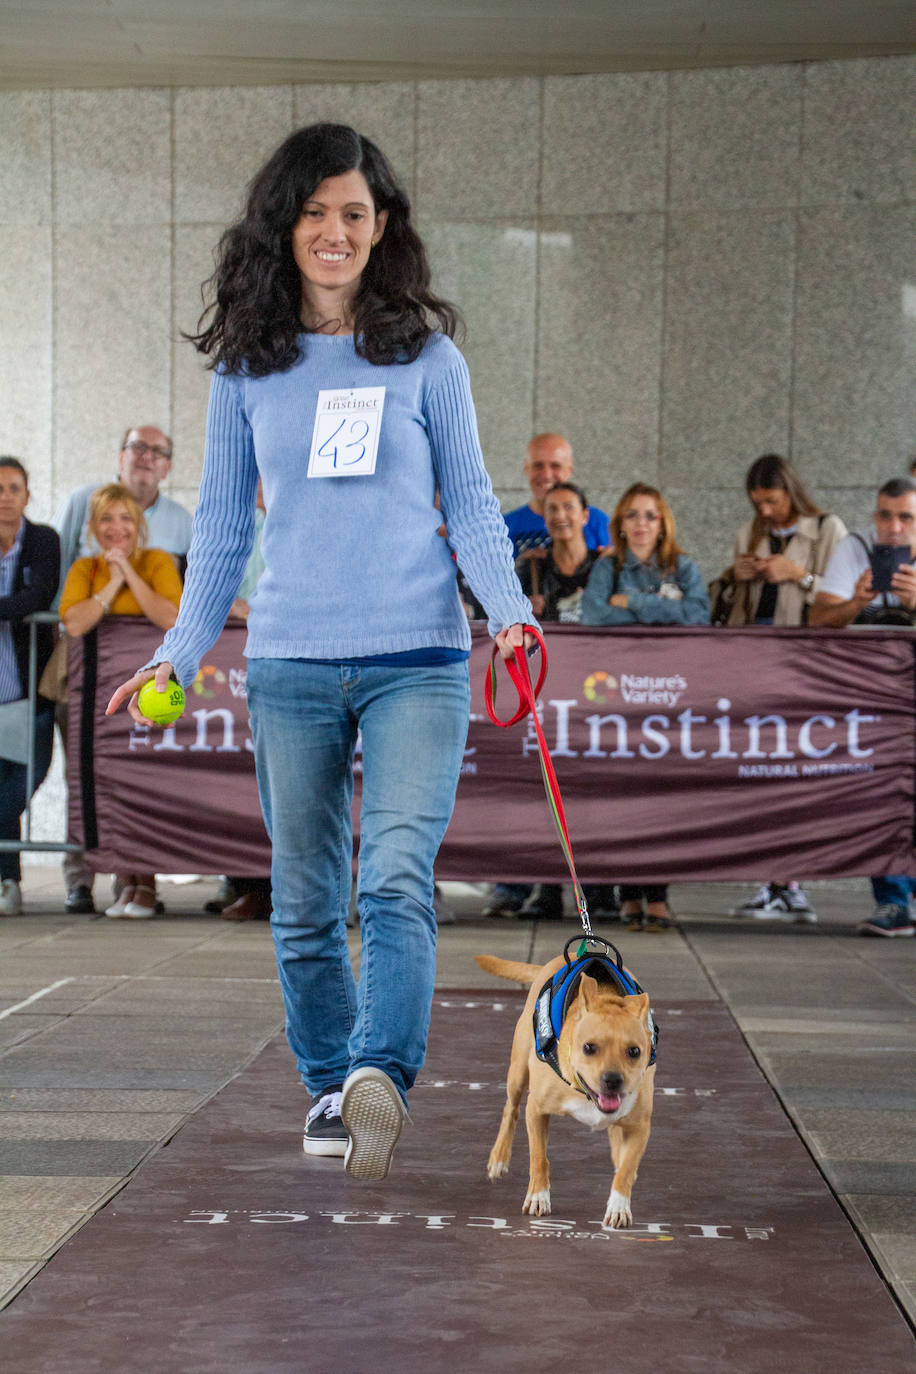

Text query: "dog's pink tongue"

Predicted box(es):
[598, 1092, 621, 1113]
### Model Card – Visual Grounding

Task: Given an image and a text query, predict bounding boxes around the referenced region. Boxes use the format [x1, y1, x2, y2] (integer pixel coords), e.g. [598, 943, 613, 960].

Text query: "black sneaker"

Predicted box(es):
[65, 885, 96, 914]
[303, 1088, 347, 1157]
[519, 885, 565, 920]
[857, 904, 916, 938]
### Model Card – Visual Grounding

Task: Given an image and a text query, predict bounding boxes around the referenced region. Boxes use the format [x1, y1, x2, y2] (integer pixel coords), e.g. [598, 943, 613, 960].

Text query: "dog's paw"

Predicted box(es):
[487, 1158, 509, 1181]
[603, 1190, 632, 1229]
[522, 1188, 551, 1217]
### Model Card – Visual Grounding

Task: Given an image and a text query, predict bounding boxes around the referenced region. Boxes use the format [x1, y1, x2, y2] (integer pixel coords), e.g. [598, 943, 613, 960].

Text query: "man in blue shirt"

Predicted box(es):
[503, 433, 609, 559]
[486, 433, 611, 919]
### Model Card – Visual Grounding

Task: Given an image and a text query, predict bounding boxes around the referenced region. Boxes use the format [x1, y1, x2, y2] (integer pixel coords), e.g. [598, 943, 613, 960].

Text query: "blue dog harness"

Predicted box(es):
[534, 937, 659, 1093]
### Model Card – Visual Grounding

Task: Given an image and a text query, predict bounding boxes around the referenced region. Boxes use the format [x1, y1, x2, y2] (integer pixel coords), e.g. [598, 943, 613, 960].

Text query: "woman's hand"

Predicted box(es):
[103, 548, 131, 578]
[106, 661, 176, 725]
[609, 593, 629, 608]
[758, 554, 805, 584]
[495, 623, 537, 661]
[733, 554, 759, 582]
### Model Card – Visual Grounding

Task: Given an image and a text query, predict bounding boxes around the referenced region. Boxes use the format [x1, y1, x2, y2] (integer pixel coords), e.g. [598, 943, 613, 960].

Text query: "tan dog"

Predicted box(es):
[476, 950, 656, 1228]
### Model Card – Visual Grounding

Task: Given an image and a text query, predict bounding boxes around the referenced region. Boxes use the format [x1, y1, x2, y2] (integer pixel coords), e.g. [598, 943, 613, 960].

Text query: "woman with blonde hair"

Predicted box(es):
[59, 482, 182, 919]
[581, 482, 709, 929]
[581, 482, 709, 628]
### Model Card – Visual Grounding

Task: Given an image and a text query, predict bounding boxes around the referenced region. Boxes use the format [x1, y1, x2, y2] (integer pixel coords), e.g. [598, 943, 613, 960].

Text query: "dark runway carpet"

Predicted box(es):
[4, 992, 914, 1373]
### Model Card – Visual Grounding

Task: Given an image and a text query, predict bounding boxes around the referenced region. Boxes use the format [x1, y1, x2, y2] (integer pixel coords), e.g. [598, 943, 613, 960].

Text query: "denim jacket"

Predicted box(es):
[580, 549, 710, 626]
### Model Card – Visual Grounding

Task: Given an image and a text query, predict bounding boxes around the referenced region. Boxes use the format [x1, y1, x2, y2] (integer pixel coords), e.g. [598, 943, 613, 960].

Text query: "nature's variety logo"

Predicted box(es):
[583, 670, 617, 704]
[192, 664, 227, 698]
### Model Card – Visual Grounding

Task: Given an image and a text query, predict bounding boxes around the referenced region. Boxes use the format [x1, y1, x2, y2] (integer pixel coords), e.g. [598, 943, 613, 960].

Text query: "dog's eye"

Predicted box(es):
[582, 1042, 598, 1056]
[626, 1046, 641, 1060]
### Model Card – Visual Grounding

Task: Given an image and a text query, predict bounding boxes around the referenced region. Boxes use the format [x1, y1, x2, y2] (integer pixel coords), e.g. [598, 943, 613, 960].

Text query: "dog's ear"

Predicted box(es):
[576, 974, 601, 1011]
[629, 991, 651, 1022]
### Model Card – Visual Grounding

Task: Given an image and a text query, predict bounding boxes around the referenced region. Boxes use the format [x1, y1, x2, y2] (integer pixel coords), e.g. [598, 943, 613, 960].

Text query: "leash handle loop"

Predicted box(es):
[484, 625, 592, 939]
[483, 625, 548, 728]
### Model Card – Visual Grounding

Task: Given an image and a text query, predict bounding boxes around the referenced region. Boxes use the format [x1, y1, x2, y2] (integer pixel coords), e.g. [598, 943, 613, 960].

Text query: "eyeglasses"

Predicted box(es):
[622, 510, 660, 521]
[123, 440, 172, 461]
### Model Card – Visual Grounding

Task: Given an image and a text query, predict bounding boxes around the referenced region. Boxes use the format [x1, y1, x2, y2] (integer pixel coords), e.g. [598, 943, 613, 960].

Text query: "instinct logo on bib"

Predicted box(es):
[307, 387, 386, 478]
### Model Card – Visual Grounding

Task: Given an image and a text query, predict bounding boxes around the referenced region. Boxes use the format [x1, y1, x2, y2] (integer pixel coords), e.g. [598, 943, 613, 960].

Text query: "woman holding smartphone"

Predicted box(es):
[721, 453, 846, 921]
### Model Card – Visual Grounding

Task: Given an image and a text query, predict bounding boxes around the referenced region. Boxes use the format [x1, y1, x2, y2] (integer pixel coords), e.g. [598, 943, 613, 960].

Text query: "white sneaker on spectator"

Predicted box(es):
[105, 887, 136, 918]
[122, 886, 157, 919]
[0, 880, 22, 916]
[780, 884, 818, 923]
[735, 883, 780, 916]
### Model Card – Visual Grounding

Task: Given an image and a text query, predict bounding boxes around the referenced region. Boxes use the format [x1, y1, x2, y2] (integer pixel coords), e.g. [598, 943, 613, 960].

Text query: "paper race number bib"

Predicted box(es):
[307, 387, 386, 478]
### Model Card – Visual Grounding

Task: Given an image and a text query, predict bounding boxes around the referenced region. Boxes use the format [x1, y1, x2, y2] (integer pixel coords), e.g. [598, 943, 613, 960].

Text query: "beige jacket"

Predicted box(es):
[726, 512, 848, 626]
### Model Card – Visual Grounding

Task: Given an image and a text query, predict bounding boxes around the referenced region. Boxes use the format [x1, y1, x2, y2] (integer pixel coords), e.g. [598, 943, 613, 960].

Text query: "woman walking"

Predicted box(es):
[107, 123, 531, 1180]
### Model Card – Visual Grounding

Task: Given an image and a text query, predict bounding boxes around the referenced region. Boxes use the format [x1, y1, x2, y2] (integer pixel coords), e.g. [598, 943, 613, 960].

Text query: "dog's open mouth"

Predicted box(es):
[581, 1084, 621, 1114]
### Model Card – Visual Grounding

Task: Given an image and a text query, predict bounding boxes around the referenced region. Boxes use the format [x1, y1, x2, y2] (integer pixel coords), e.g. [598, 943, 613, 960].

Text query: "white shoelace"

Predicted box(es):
[306, 1090, 343, 1125]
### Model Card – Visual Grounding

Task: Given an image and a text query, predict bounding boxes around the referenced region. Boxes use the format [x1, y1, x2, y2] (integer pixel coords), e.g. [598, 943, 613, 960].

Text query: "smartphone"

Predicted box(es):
[869, 543, 910, 593]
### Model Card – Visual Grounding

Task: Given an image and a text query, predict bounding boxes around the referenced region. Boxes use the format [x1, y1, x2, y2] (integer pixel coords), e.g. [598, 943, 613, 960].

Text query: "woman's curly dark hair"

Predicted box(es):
[187, 123, 461, 375]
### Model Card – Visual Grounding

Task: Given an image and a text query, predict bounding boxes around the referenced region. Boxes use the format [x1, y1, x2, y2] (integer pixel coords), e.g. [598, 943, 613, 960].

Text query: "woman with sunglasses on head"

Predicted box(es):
[721, 452, 846, 921]
[581, 482, 709, 930]
[106, 123, 532, 1181]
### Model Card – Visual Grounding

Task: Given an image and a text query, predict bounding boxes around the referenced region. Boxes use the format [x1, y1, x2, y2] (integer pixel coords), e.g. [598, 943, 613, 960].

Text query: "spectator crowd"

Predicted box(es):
[2, 428, 915, 939]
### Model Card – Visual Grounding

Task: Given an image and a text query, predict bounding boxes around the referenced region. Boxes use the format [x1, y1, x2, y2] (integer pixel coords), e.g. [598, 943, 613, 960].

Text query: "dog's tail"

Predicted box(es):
[475, 954, 542, 986]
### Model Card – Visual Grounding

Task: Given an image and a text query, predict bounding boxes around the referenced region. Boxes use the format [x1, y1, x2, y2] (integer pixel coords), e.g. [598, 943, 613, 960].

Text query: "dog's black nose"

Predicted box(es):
[600, 1072, 624, 1093]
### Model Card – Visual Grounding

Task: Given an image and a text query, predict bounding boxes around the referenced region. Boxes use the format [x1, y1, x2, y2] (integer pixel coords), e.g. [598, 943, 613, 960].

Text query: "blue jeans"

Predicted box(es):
[246, 657, 470, 1103]
[870, 875, 916, 910]
[0, 703, 54, 882]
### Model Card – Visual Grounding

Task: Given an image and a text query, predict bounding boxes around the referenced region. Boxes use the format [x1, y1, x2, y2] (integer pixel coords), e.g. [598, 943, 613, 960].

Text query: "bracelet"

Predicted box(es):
[93, 594, 110, 615]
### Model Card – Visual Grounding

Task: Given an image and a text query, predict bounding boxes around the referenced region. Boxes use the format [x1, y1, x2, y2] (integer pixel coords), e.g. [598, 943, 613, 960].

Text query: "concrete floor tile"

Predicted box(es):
[789, 1087, 916, 1111]
[148, 952, 282, 980]
[0, 1139, 158, 1176]
[821, 1160, 916, 1195]
[793, 1109, 916, 1163]
[741, 1016, 916, 1036]
[0, 1207, 101, 1258]
[0, 1260, 42, 1307]
[0, 1175, 122, 1208]
[841, 1193, 916, 1233]
[869, 1232, 916, 1282]
[1, 1015, 280, 1072]
[0, 1112, 185, 1141]
[897, 1282, 916, 1325]
[0, 1068, 229, 1091]
[751, 1050, 915, 1097]
[0, 1016, 64, 1049]
[0, 1088, 204, 1113]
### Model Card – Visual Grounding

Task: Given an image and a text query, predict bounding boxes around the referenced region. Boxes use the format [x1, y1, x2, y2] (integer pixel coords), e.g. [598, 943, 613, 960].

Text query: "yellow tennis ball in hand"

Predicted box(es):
[138, 679, 186, 727]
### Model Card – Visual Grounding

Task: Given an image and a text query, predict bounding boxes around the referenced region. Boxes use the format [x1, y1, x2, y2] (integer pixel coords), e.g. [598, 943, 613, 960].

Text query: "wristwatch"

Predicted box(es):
[798, 572, 815, 592]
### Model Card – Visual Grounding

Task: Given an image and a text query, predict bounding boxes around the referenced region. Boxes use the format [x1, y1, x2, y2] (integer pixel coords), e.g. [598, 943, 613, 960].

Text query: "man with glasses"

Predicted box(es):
[53, 426, 192, 581]
[810, 476, 916, 938]
[52, 426, 193, 913]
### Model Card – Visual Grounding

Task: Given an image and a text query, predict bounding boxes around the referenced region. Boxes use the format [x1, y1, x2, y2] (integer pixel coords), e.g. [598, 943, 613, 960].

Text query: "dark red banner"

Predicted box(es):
[68, 620, 916, 881]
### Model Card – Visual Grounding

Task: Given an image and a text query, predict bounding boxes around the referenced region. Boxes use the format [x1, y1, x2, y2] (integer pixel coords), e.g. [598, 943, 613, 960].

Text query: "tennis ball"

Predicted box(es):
[138, 679, 186, 727]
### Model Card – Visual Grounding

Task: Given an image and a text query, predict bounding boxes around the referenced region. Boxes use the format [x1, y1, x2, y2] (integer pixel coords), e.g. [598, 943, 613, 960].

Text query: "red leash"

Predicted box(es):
[484, 626, 592, 939]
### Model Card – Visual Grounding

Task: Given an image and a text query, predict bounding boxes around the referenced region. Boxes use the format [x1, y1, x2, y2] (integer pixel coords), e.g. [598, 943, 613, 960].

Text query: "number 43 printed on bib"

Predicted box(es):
[307, 387, 386, 478]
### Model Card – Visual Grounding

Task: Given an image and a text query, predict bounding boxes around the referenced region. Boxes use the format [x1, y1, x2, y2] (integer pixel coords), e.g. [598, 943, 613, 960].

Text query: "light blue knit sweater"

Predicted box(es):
[152, 332, 532, 686]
